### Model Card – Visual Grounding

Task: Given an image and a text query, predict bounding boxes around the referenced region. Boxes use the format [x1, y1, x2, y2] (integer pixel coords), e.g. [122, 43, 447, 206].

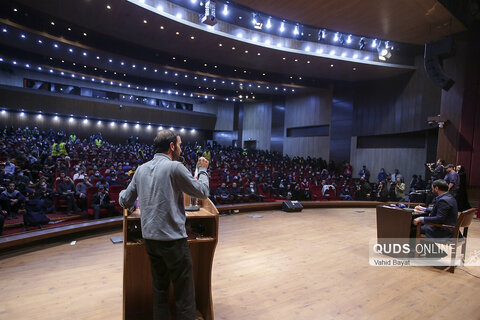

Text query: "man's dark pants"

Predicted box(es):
[145, 238, 196, 320]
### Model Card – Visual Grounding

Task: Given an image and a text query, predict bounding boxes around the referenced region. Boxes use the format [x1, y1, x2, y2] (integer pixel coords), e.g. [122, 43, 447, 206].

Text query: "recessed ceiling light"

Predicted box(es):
[330, 64, 334, 67]
[232, 47, 235, 50]
[175, 31, 180, 35]
[190, 36, 195, 39]
[307, 61, 311, 64]
[106, 5, 111, 9]
[257, 53, 261, 56]
[67, 27, 71, 31]
[160, 26, 164, 29]
[50, 21, 55, 25]
[282, 57, 286, 60]
[244, 50, 248, 53]
[353, 67, 357, 71]
[83, 32, 87, 36]
[219, 43, 222, 47]
[294, 59, 298, 62]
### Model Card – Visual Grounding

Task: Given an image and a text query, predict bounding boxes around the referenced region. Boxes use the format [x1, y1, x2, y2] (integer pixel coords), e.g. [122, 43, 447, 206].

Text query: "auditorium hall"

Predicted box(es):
[0, 1, 479, 319]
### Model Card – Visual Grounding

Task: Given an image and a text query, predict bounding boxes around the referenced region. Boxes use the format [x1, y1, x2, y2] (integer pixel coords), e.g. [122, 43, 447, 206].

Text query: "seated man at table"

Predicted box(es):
[413, 179, 458, 247]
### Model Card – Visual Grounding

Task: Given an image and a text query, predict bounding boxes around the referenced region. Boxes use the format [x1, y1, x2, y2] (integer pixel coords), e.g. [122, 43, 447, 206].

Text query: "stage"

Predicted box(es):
[1, 208, 479, 319]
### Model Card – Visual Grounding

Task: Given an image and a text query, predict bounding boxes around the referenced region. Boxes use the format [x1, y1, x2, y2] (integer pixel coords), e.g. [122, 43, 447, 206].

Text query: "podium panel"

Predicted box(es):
[123, 195, 219, 320]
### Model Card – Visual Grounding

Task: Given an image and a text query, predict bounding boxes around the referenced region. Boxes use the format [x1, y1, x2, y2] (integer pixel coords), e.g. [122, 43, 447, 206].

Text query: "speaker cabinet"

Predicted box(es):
[282, 201, 303, 212]
[424, 37, 455, 91]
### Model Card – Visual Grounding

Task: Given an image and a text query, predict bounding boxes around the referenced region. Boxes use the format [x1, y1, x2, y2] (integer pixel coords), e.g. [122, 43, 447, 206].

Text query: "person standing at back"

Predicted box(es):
[119, 130, 210, 320]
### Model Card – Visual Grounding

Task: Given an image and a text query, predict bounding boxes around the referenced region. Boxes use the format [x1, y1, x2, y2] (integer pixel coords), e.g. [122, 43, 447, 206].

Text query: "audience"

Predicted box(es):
[0, 125, 472, 234]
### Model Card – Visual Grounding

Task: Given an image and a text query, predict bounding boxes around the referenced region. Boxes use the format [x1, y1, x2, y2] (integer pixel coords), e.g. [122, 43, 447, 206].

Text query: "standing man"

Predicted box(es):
[444, 164, 459, 198]
[119, 130, 210, 320]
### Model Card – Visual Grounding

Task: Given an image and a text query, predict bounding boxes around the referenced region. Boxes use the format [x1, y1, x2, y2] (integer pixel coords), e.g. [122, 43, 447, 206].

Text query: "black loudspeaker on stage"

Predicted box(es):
[424, 37, 455, 91]
[282, 201, 303, 212]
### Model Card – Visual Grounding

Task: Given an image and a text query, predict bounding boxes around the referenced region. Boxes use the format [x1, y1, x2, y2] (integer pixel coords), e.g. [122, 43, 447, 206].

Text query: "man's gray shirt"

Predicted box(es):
[119, 153, 209, 241]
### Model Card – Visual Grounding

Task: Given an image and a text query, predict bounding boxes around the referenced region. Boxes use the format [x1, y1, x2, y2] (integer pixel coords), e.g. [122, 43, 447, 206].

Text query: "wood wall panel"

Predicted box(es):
[194, 101, 235, 131]
[0, 86, 216, 131]
[284, 90, 332, 159]
[284, 137, 330, 160]
[353, 56, 441, 136]
[350, 137, 426, 184]
[242, 101, 272, 151]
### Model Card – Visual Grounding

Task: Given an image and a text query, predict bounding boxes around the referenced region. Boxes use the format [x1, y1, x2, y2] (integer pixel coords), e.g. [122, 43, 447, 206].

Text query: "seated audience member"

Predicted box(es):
[57, 176, 80, 216]
[413, 180, 458, 256]
[0, 163, 13, 188]
[90, 170, 103, 180]
[229, 182, 245, 203]
[96, 178, 110, 190]
[340, 186, 353, 201]
[0, 182, 26, 219]
[376, 181, 389, 202]
[76, 177, 92, 212]
[14, 168, 34, 196]
[108, 174, 121, 186]
[245, 182, 264, 202]
[24, 198, 50, 227]
[4, 159, 15, 176]
[394, 177, 406, 201]
[215, 183, 231, 204]
[91, 185, 115, 219]
[34, 180, 56, 213]
[300, 178, 311, 200]
[73, 168, 86, 181]
[322, 182, 336, 196]
[356, 177, 371, 201]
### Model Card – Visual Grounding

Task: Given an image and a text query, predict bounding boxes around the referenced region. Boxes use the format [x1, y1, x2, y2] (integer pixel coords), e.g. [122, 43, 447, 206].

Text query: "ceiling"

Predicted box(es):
[234, 0, 466, 45]
[0, 0, 467, 102]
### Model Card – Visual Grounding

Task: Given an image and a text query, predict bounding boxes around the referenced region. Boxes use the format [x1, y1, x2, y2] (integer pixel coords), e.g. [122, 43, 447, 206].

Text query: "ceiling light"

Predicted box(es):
[346, 34, 352, 44]
[266, 17, 272, 29]
[293, 25, 299, 35]
[279, 22, 285, 33]
[176, 13, 182, 19]
[222, 4, 228, 15]
[157, 5, 163, 11]
[371, 39, 377, 48]
[106, 5, 111, 9]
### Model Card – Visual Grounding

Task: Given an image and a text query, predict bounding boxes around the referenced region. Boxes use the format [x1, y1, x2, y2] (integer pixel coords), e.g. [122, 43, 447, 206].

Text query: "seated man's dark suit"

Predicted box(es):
[422, 192, 458, 239]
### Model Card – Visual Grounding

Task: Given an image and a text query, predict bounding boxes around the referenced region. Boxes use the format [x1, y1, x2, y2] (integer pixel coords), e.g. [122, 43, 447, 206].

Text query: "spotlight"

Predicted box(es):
[252, 13, 263, 29]
[293, 25, 299, 36]
[20, 112, 25, 117]
[279, 22, 285, 33]
[201, 0, 217, 26]
[359, 37, 365, 50]
[222, 4, 228, 15]
[333, 32, 339, 42]
[266, 17, 272, 29]
[377, 41, 391, 61]
[371, 39, 377, 48]
[346, 34, 352, 44]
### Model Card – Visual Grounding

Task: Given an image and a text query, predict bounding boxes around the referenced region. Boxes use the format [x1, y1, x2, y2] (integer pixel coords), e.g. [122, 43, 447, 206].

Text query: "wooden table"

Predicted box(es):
[376, 205, 427, 258]
[123, 195, 219, 320]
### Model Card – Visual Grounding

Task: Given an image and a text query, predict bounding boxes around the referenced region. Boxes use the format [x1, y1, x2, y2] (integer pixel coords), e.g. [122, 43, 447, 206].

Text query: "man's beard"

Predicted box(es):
[172, 146, 181, 161]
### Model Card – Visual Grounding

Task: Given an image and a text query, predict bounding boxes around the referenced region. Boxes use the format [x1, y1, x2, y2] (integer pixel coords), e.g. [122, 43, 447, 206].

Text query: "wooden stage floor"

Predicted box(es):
[1, 208, 479, 320]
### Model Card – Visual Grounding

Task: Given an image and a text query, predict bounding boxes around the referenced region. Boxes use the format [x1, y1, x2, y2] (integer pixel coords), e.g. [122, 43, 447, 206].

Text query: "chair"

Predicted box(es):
[416, 208, 477, 273]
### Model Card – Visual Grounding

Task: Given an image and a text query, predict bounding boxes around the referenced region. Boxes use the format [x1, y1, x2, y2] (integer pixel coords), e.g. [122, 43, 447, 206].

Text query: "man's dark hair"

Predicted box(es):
[432, 179, 449, 191]
[154, 130, 178, 154]
[438, 159, 445, 165]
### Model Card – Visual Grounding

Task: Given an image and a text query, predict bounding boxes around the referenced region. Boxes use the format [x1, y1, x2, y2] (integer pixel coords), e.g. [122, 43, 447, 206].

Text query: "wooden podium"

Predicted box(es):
[123, 195, 219, 320]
